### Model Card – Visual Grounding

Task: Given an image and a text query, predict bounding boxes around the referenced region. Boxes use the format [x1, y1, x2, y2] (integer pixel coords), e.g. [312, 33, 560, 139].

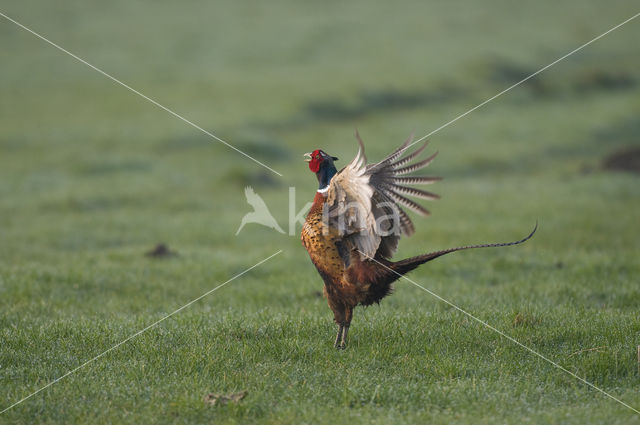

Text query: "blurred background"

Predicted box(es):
[1, 1, 638, 264]
[1, 1, 639, 422]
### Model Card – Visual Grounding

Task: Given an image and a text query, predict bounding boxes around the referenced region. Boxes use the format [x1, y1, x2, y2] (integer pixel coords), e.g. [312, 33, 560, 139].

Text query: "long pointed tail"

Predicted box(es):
[391, 221, 538, 277]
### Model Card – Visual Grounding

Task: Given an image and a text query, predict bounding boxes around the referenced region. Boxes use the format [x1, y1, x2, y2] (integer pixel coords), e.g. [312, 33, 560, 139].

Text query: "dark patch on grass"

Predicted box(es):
[260, 85, 466, 131]
[480, 57, 636, 99]
[602, 146, 640, 174]
[145, 243, 178, 258]
[303, 99, 360, 122]
[305, 86, 464, 122]
[204, 390, 247, 406]
[574, 70, 636, 93]
[306, 91, 428, 120]
[487, 59, 549, 95]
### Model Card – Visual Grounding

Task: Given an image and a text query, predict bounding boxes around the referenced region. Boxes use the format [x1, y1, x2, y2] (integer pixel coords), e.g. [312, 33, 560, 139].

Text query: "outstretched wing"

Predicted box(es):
[325, 133, 440, 260]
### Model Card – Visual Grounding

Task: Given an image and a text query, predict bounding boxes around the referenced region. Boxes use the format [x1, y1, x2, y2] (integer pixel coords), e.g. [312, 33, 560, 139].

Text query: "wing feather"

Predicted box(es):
[392, 176, 441, 185]
[324, 133, 440, 260]
[381, 188, 431, 216]
[385, 184, 440, 200]
[389, 141, 428, 168]
[394, 151, 438, 175]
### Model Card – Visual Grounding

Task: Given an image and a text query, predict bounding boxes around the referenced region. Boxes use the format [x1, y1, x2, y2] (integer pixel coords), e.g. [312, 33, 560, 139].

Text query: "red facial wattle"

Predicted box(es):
[308, 158, 321, 173]
[308, 150, 323, 173]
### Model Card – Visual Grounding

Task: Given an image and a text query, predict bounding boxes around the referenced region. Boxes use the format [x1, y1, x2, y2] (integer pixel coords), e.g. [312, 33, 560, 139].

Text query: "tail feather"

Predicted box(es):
[390, 222, 538, 278]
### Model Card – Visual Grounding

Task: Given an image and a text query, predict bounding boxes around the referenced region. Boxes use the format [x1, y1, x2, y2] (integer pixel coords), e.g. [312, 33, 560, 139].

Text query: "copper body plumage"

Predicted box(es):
[301, 134, 536, 349]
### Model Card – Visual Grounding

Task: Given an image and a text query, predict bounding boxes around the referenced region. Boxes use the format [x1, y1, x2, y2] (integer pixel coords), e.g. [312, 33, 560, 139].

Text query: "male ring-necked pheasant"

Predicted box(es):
[301, 133, 536, 349]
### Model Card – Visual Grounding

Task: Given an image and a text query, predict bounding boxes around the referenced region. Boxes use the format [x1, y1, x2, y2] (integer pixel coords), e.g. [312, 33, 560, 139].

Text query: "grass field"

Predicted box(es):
[1, 1, 640, 423]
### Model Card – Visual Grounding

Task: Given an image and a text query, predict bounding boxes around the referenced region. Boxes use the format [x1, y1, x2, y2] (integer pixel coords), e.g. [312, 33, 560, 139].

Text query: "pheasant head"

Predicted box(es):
[304, 150, 339, 191]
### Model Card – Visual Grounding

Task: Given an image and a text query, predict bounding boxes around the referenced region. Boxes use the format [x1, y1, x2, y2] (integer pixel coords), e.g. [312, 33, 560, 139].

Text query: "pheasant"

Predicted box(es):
[301, 133, 536, 349]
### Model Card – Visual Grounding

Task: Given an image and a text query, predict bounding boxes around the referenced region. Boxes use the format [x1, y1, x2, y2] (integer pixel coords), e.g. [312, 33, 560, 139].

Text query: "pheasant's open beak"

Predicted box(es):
[303, 152, 312, 162]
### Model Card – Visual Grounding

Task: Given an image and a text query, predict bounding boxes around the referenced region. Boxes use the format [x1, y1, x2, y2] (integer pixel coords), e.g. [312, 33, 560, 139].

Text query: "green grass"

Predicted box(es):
[1, 0, 640, 423]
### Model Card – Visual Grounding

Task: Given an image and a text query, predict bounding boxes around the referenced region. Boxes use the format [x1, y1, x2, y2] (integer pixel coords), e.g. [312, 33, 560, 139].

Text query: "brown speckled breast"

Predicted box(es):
[301, 193, 345, 282]
[302, 192, 379, 308]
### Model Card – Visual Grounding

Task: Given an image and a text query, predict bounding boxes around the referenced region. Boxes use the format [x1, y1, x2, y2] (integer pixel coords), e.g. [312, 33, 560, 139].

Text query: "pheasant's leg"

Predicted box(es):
[338, 307, 354, 349]
[334, 324, 344, 348]
[328, 295, 347, 349]
[339, 324, 350, 349]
